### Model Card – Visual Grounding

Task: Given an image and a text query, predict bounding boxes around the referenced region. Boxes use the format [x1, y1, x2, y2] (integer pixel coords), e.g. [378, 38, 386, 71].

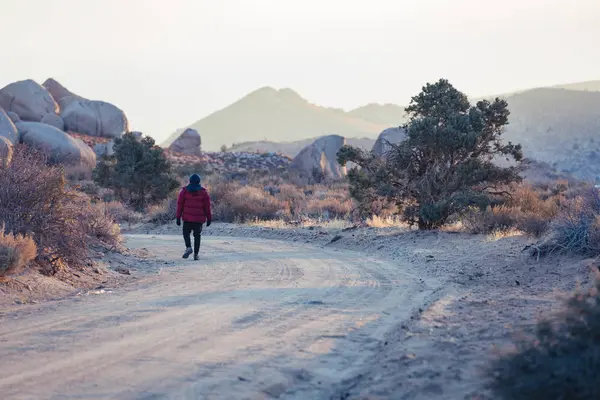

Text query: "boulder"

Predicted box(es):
[169, 128, 202, 156]
[0, 79, 59, 122]
[6, 111, 20, 123]
[0, 137, 13, 167]
[15, 122, 96, 167]
[60, 97, 128, 138]
[290, 135, 346, 179]
[372, 127, 406, 156]
[0, 108, 19, 145]
[41, 113, 65, 131]
[43, 78, 80, 105]
[94, 140, 115, 158]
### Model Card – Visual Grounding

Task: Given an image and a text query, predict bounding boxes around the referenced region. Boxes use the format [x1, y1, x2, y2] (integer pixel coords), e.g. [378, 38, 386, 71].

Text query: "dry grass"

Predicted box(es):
[0, 224, 37, 277]
[248, 218, 353, 230]
[365, 215, 407, 228]
[533, 186, 600, 257]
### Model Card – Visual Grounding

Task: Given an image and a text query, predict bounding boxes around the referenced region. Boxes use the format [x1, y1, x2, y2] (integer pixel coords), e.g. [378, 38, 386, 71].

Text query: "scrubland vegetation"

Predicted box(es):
[2, 78, 600, 398]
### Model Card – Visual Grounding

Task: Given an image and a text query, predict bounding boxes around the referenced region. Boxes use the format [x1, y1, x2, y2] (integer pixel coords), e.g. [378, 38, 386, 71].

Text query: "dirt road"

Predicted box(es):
[0, 235, 437, 400]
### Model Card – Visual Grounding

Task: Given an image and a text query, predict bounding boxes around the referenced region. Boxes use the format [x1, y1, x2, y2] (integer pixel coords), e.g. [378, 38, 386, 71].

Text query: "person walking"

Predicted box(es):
[176, 173, 211, 260]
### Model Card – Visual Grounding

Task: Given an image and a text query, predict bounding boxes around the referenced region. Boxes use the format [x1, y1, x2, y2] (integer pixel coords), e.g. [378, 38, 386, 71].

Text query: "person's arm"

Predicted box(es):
[176, 189, 185, 224]
[204, 191, 212, 226]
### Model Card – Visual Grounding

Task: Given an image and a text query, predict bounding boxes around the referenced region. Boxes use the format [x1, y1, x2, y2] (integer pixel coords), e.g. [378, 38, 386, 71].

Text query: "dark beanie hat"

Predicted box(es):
[190, 174, 201, 185]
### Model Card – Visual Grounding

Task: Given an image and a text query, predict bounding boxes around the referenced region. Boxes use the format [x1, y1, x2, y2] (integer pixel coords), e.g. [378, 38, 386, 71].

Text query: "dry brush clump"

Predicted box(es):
[533, 186, 600, 257]
[207, 182, 288, 222]
[203, 177, 356, 224]
[487, 272, 600, 400]
[0, 225, 37, 278]
[0, 146, 121, 275]
[461, 184, 563, 237]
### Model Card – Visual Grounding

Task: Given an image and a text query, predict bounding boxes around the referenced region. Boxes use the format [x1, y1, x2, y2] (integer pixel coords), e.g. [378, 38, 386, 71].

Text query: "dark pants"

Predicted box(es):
[183, 221, 203, 255]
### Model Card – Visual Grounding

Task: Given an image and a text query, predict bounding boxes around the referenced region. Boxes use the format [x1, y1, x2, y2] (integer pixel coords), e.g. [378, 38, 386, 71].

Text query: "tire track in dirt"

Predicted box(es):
[0, 235, 438, 400]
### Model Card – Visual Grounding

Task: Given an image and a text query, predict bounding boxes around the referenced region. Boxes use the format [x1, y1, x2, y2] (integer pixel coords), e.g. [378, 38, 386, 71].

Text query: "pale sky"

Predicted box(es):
[1, 0, 598, 142]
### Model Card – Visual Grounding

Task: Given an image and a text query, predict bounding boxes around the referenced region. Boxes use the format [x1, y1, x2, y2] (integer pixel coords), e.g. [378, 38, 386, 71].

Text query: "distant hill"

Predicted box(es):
[166, 81, 600, 181]
[501, 87, 600, 181]
[552, 80, 600, 92]
[346, 103, 407, 126]
[226, 136, 377, 158]
[163, 87, 403, 151]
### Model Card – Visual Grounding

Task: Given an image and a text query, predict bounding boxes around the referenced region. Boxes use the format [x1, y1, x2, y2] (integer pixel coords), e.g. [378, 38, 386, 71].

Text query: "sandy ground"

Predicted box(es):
[0, 234, 438, 400]
[0, 224, 594, 399]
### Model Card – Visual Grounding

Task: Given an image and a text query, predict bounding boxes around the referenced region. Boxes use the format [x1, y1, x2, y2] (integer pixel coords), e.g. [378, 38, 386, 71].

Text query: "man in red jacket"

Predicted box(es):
[176, 174, 212, 260]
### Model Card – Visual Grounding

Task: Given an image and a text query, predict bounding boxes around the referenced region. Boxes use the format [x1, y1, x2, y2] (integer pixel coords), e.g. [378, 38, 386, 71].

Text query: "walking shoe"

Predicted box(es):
[193, 254, 199, 261]
[182, 247, 193, 259]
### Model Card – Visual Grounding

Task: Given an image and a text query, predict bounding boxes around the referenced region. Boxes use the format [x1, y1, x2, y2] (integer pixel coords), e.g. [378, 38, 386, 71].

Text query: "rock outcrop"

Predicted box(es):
[60, 97, 129, 138]
[0, 80, 59, 122]
[15, 122, 96, 167]
[42, 78, 79, 105]
[0, 108, 19, 145]
[290, 135, 346, 179]
[0, 137, 13, 167]
[169, 128, 202, 156]
[372, 127, 406, 156]
[41, 78, 129, 138]
[41, 113, 65, 131]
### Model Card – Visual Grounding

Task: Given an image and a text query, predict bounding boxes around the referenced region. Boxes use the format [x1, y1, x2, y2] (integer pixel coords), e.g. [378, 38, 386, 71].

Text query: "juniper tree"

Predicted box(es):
[338, 79, 523, 229]
[94, 132, 179, 210]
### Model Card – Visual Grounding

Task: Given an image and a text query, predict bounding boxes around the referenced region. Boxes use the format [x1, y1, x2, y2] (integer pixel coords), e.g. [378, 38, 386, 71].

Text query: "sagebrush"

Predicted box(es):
[487, 273, 600, 400]
[0, 146, 121, 273]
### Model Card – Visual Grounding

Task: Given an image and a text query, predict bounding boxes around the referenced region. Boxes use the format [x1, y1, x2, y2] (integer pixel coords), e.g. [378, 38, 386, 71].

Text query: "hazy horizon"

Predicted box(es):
[1, 0, 598, 142]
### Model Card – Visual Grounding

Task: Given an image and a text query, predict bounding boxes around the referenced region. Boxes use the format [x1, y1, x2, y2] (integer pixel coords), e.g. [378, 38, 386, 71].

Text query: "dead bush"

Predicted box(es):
[533, 187, 600, 256]
[209, 182, 288, 222]
[0, 225, 37, 277]
[462, 206, 521, 234]
[148, 198, 178, 224]
[0, 146, 121, 272]
[304, 197, 354, 219]
[85, 204, 122, 249]
[100, 201, 144, 225]
[487, 272, 600, 400]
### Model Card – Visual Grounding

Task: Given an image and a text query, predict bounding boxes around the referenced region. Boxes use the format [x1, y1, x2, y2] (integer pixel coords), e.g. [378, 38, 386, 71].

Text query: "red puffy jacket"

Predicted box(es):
[176, 186, 212, 223]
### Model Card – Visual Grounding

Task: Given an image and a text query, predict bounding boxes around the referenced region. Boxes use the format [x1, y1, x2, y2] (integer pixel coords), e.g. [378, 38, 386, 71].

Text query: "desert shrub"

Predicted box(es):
[99, 201, 144, 225]
[94, 132, 179, 210]
[147, 198, 178, 224]
[85, 204, 122, 249]
[64, 164, 93, 182]
[0, 225, 37, 277]
[209, 182, 288, 222]
[487, 273, 600, 400]
[461, 184, 562, 236]
[461, 206, 521, 234]
[304, 197, 353, 219]
[339, 79, 523, 229]
[534, 187, 600, 256]
[0, 146, 120, 272]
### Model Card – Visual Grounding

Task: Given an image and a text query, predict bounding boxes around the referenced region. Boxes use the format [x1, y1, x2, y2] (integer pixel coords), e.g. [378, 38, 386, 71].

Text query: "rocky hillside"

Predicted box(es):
[499, 88, 600, 181]
[163, 87, 395, 151]
[226, 136, 377, 158]
[0, 79, 128, 168]
[166, 150, 291, 177]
